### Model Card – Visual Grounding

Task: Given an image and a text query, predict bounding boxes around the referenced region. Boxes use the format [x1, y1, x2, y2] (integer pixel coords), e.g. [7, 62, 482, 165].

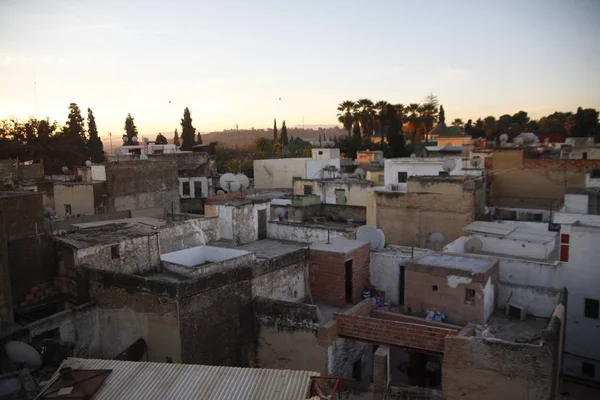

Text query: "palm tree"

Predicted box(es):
[452, 118, 464, 128]
[393, 104, 406, 124]
[374, 101, 389, 143]
[418, 102, 438, 144]
[355, 98, 375, 137]
[337, 100, 356, 136]
[406, 103, 421, 143]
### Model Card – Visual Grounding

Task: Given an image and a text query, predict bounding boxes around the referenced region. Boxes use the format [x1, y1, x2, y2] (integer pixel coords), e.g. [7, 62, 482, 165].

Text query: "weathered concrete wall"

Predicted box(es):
[294, 179, 373, 207]
[0, 192, 44, 240]
[320, 204, 366, 222]
[54, 183, 97, 217]
[46, 210, 132, 232]
[267, 221, 355, 243]
[89, 281, 181, 362]
[158, 217, 219, 253]
[490, 149, 600, 208]
[443, 335, 554, 400]
[232, 202, 270, 244]
[252, 249, 308, 302]
[105, 160, 180, 213]
[254, 298, 326, 373]
[74, 234, 161, 275]
[497, 283, 562, 317]
[0, 211, 12, 325]
[328, 337, 374, 390]
[253, 158, 309, 189]
[374, 188, 477, 249]
[9, 234, 55, 306]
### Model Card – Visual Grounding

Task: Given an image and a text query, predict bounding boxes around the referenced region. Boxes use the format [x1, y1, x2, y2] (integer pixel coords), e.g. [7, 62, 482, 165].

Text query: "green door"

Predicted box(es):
[335, 189, 347, 205]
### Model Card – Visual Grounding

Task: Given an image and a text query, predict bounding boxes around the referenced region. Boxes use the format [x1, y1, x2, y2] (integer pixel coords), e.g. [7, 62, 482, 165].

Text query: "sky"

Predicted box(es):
[1, 0, 599, 138]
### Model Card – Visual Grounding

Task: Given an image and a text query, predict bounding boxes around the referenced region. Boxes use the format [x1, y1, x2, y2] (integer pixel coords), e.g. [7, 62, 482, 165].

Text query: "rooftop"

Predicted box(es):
[464, 221, 557, 244]
[41, 358, 319, 400]
[237, 239, 307, 259]
[71, 217, 166, 230]
[54, 223, 157, 249]
[373, 244, 432, 258]
[425, 145, 463, 152]
[0, 190, 42, 199]
[411, 253, 495, 273]
[566, 187, 600, 195]
[484, 312, 550, 344]
[310, 237, 369, 255]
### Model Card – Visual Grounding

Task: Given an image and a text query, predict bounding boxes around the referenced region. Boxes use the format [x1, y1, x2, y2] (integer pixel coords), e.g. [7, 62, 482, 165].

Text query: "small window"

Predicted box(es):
[582, 362, 595, 378]
[432, 285, 438, 292]
[64, 204, 72, 216]
[378, 174, 384, 183]
[582, 152, 588, 160]
[465, 288, 476, 303]
[584, 298, 599, 319]
[397, 172, 408, 183]
[192, 181, 201, 198]
[304, 185, 313, 195]
[182, 181, 190, 196]
[318, 151, 323, 155]
[111, 245, 120, 259]
[591, 169, 600, 179]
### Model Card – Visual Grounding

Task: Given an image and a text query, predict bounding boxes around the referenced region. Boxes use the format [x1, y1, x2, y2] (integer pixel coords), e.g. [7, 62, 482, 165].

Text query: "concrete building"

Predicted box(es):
[559, 137, 600, 160]
[293, 177, 373, 207]
[367, 176, 485, 249]
[205, 198, 270, 245]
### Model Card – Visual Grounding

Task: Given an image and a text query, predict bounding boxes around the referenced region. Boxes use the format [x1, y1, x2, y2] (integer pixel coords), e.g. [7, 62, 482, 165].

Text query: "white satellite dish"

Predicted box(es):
[514, 137, 524, 145]
[84, 160, 92, 168]
[428, 232, 445, 244]
[236, 174, 250, 189]
[499, 134, 508, 143]
[274, 207, 286, 220]
[464, 237, 483, 253]
[356, 225, 382, 250]
[219, 173, 241, 192]
[410, 153, 417, 159]
[376, 229, 386, 250]
[470, 157, 482, 168]
[131, 136, 139, 144]
[354, 168, 366, 179]
[442, 159, 456, 172]
[114, 149, 124, 157]
[4, 341, 42, 370]
[341, 173, 350, 179]
[122, 136, 129, 144]
[142, 137, 149, 143]
[216, 189, 225, 195]
[61, 166, 69, 174]
[139, 154, 148, 160]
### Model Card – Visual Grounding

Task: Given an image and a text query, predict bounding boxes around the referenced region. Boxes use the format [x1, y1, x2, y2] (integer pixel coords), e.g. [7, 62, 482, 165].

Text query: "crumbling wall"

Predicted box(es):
[232, 202, 270, 244]
[254, 298, 326, 372]
[159, 217, 219, 253]
[328, 338, 374, 391]
[252, 248, 308, 302]
[267, 221, 355, 243]
[497, 283, 563, 317]
[0, 192, 44, 240]
[320, 204, 366, 222]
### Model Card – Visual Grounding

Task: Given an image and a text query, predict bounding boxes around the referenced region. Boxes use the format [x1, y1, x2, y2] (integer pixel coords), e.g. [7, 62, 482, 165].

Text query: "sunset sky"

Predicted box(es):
[1, 0, 599, 137]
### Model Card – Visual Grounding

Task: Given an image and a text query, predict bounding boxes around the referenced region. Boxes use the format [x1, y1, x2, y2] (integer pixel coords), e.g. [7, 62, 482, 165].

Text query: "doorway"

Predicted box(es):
[258, 209, 267, 240]
[345, 260, 353, 304]
[399, 265, 405, 306]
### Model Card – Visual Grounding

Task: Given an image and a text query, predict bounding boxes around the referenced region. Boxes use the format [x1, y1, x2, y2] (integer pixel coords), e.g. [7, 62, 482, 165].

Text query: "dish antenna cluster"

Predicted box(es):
[236, 174, 250, 190]
[4, 341, 42, 370]
[442, 159, 456, 173]
[464, 237, 483, 253]
[356, 225, 386, 250]
[219, 173, 248, 192]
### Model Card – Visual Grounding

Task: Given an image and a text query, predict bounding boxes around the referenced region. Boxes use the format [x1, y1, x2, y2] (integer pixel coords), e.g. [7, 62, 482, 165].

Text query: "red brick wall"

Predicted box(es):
[309, 243, 370, 307]
[334, 312, 459, 355]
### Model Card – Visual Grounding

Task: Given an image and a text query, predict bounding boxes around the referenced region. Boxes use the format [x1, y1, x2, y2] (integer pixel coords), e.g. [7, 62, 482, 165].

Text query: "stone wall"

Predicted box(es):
[0, 192, 44, 240]
[254, 298, 326, 373]
[104, 160, 180, 213]
[320, 204, 366, 222]
[252, 249, 308, 302]
[267, 221, 356, 243]
[309, 243, 370, 307]
[158, 217, 219, 253]
[0, 210, 11, 325]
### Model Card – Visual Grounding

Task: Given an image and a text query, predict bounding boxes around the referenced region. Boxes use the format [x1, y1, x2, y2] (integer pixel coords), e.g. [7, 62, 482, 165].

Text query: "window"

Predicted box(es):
[64, 204, 72, 215]
[582, 152, 588, 160]
[304, 185, 313, 195]
[378, 174, 384, 184]
[318, 151, 323, 155]
[591, 169, 600, 179]
[397, 172, 408, 183]
[465, 288, 475, 303]
[582, 362, 595, 378]
[182, 181, 190, 196]
[432, 285, 438, 292]
[192, 181, 201, 198]
[111, 245, 120, 259]
[560, 234, 570, 262]
[584, 298, 599, 319]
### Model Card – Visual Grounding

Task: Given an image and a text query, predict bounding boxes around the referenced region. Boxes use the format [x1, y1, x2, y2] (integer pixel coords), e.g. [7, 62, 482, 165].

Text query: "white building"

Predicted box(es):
[115, 143, 179, 156]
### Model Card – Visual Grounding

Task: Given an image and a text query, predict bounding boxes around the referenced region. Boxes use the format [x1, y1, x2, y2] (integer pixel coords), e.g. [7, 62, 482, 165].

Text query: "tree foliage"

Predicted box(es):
[155, 133, 168, 144]
[124, 113, 138, 144]
[280, 121, 289, 146]
[65, 103, 86, 140]
[173, 129, 180, 147]
[180, 107, 196, 150]
[86, 108, 105, 162]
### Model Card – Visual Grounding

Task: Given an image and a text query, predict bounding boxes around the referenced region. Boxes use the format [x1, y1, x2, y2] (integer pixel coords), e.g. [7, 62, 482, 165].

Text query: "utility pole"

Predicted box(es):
[108, 132, 113, 153]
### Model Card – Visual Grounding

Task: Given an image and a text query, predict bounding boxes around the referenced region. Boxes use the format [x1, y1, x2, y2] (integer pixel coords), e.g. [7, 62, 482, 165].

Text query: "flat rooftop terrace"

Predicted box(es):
[484, 312, 549, 344]
[464, 221, 557, 244]
[411, 253, 495, 273]
[236, 239, 307, 259]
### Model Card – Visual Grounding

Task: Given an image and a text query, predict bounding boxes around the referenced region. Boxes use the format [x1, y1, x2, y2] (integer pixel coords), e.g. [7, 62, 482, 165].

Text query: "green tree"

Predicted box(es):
[374, 100, 389, 141]
[173, 129, 180, 147]
[289, 134, 294, 143]
[382, 104, 406, 158]
[273, 118, 278, 141]
[155, 133, 168, 144]
[439, 105, 446, 125]
[280, 121, 289, 146]
[355, 98, 375, 137]
[86, 108, 104, 162]
[318, 133, 322, 145]
[180, 107, 196, 150]
[65, 103, 86, 140]
[483, 116, 497, 139]
[337, 100, 356, 136]
[124, 113, 138, 144]
[464, 119, 473, 135]
[196, 132, 202, 144]
[406, 103, 421, 143]
[452, 118, 463, 128]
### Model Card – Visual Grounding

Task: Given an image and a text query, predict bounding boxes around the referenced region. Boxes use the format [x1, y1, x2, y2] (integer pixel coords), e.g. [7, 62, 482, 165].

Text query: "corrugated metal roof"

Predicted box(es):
[41, 358, 319, 400]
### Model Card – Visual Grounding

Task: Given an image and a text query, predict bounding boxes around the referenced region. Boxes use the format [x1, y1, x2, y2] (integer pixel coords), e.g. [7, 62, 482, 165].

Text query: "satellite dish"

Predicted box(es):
[142, 137, 149, 143]
[4, 341, 42, 370]
[470, 156, 482, 168]
[61, 166, 69, 174]
[514, 137, 524, 145]
[410, 153, 417, 159]
[341, 173, 350, 179]
[428, 232, 445, 244]
[114, 149, 124, 157]
[216, 189, 225, 195]
[236, 174, 250, 189]
[219, 173, 241, 192]
[499, 134, 509, 143]
[122, 136, 129, 144]
[354, 168, 365, 179]
[376, 229, 386, 250]
[131, 136, 138, 144]
[442, 159, 456, 172]
[274, 207, 286, 220]
[356, 225, 382, 250]
[464, 237, 483, 253]
[139, 154, 148, 160]
[84, 160, 92, 167]
[44, 208, 55, 217]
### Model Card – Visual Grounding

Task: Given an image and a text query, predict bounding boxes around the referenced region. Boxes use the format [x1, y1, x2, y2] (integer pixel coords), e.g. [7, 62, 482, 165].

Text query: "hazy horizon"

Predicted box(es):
[2, 0, 599, 138]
